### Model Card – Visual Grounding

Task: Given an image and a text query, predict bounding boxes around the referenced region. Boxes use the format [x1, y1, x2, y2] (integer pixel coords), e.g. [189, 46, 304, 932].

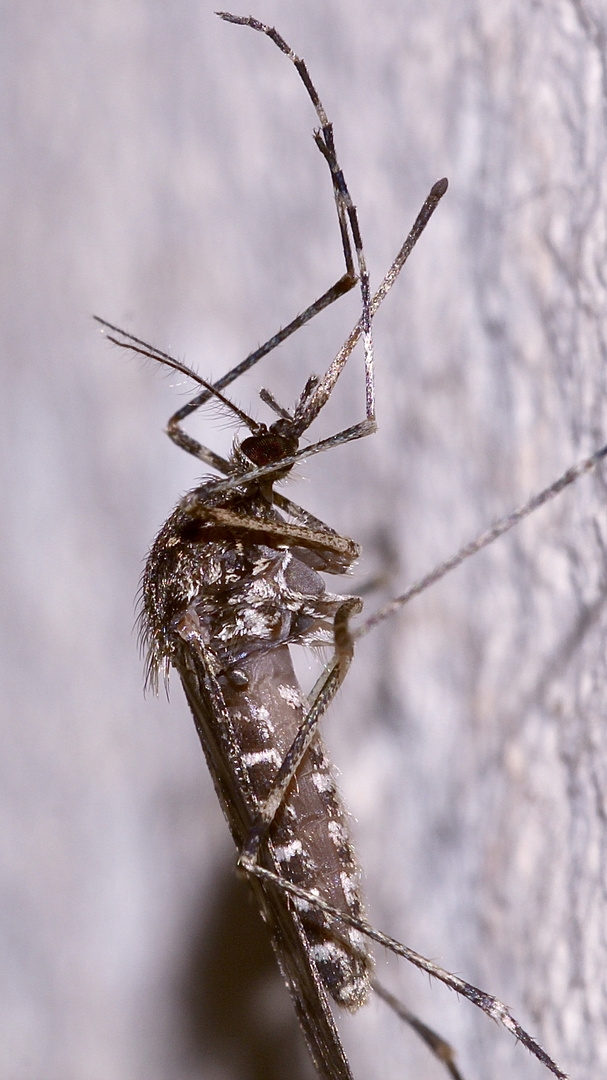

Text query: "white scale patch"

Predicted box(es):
[217, 608, 273, 642]
[312, 769, 334, 794]
[277, 683, 306, 710]
[251, 557, 274, 577]
[340, 870, 359, 908]
[242, 608, 274, 635]
[274, 838, 304, 862]
[205, 558, 221, 585]
[305, 626, 335, 646]
[328, 819, 347, 846]
[242, 748, 282, 768]
[245, 577, 277, 601]
[309, 940, 348, 965]
[345, 928, 367, 951]
[248, 704, 274, 740]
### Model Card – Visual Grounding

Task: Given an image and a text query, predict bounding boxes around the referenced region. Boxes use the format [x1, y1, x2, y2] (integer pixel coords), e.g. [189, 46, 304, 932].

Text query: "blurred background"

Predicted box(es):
[2, 1, 607, 1078]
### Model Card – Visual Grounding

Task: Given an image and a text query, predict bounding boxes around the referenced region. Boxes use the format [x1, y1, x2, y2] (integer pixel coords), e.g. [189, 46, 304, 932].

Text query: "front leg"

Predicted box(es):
[179, 497, 361, 571]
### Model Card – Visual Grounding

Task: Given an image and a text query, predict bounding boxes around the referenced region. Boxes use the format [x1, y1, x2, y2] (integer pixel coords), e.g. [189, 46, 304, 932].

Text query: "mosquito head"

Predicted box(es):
[238, 420, 299, 481]
[230, 372, 322, 489]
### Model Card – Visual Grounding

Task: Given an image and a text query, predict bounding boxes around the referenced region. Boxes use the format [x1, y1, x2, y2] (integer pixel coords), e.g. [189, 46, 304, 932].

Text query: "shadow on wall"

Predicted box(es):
[176, 867, 316, 1080]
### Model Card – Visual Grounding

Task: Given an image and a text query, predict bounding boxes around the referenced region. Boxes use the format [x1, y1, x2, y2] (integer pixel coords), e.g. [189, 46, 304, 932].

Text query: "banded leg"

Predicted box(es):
[239, 596, 362, 868]
[95, 172, 447, 494]
[195, 178, 448, 501]
[218, 12, 374, 432]
[241, 861, 567, 1080]
[356, 441, 607, 640]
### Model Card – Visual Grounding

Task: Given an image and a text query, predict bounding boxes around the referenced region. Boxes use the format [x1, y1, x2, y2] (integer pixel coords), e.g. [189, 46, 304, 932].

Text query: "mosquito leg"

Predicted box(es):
[239, 597, 361, 867]
[370, 979, 465, 1080]
[293, 177, 448, 434]
[166, 9, 384, 462]
[94, 317, 235, 475]
[273, 491, 344, 538]
[177, 500, 360, 568]
[312, 127, 374, 425]
[218, 12, 360, 288]
[196, 178, 448, 502]
[356, 440, 607, 640]
[100, 30, 446, 494]
[218, 14, 375, 440]
[166, 273, 357, 458]
[97, 13, 365, 468]
[239, 861, 568, 1080]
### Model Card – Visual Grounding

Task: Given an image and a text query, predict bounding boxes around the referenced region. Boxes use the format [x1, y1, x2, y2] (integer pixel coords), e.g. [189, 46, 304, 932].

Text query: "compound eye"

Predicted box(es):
[240, 432, 297, 467]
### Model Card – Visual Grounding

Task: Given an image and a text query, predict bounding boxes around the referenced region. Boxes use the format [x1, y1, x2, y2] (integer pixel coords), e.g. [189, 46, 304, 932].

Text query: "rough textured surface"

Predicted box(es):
[2, 2, 607, 1079]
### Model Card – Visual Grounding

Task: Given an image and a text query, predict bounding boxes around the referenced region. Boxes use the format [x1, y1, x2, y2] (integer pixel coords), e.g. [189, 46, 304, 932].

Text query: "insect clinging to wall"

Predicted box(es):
[97, 11, 607, 1080]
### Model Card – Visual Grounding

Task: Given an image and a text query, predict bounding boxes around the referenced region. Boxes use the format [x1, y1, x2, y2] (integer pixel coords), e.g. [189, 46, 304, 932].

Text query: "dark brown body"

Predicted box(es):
[141, 487, 372, 1016]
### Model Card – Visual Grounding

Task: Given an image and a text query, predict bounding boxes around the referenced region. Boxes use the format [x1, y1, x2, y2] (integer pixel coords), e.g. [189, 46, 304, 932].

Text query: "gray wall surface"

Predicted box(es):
[2, 2, 607, 1079]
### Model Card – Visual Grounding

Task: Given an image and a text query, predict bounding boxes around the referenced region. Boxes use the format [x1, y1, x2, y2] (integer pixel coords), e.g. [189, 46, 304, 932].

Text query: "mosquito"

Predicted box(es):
[96, 11, 607, 1080]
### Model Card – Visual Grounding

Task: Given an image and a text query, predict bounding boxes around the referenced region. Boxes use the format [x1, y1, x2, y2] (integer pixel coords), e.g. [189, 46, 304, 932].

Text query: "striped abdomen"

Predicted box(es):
[221, 644, 372, 1010]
